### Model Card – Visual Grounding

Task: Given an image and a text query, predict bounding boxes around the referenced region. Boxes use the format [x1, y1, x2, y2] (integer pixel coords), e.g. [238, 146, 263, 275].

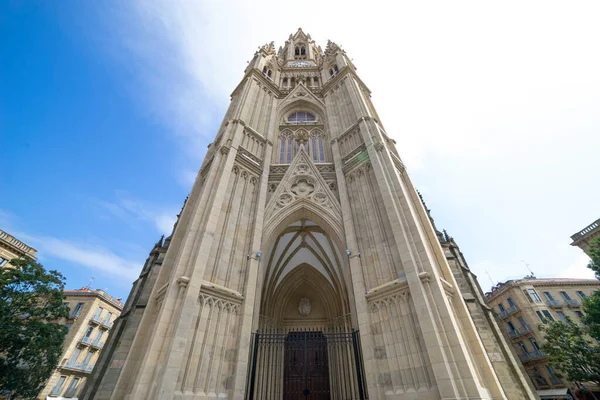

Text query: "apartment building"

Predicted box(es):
[487, 277, 600, 399]
[39, 288, 123, 399]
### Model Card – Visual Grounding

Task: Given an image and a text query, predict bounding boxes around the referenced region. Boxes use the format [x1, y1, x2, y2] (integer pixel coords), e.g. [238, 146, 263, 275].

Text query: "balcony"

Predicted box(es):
[101, 319, 113, 329]
[80, 336, 94, 346]
[546, 299, 563, 308]
[62, 361, 94, 373]
[91, 339, 104, 350]
[565, 299, 580, 307]
[507, 326, 533, 339]
[68, 310, 82, 319]
[497, 305, 519, 319]
[90, 314, 103, 325]
[520, 350, 546, 363]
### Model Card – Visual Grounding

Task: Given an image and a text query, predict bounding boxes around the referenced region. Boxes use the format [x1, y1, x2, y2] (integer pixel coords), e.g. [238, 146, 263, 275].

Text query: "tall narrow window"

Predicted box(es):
[559, 291, 572, 301]
[498, 303, 505, 313]
[72, 302, 84, 317]
[543, 292, 554, 301]
[279, 131, 294, 164]
[526, 289, 542, 303]
[541, 310, 554, 321]
[51, 376, 67, 396]
[577, 291, 586, 299]
[318, 137, 325, 162]
[64, 377, 81, 398]
[507, 297, 515, 307]
[0, 257, 8, 267]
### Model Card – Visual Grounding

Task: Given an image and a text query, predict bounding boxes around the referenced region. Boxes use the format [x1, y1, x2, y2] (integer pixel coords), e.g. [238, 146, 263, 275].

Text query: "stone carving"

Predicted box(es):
[298, 297, 311, 316]
[290, 178, 314, 197]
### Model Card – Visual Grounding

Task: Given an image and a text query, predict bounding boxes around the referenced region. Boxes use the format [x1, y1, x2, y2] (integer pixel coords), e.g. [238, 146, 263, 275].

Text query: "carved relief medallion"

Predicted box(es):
[298, 297, 311, 316]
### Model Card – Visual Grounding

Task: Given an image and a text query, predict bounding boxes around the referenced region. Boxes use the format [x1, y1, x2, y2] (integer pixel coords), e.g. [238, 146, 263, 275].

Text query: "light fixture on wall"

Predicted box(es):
[345, 249, 360, 258]
[247, 251, 263, 260]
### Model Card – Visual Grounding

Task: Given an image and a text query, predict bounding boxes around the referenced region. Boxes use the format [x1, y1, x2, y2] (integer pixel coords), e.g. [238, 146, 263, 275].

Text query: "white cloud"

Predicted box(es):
[96, 194, 178, 235]
[559, 253, 595, 280]
[100, 1, 600, 284]
[16, 233, 141, 282]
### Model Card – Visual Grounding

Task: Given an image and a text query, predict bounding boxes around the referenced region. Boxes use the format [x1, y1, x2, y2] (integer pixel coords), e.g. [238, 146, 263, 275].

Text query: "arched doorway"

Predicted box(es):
[246, 219, 366, 399]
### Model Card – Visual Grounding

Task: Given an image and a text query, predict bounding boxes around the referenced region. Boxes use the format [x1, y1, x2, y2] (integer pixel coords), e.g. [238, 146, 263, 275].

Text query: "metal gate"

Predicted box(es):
[246, 328, 367, 400]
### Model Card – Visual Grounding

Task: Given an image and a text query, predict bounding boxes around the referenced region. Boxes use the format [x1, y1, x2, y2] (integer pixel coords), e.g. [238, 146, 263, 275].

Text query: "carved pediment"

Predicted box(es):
[265, 149, 341, 228]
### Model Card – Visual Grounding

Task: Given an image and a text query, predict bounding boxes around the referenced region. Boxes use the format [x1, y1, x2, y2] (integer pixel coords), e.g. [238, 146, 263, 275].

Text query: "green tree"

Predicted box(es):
[0, 258, 69, 399]
[582, 291, 600, 342]
[539, 319, 600, 387]
[586, 236, 600, 279]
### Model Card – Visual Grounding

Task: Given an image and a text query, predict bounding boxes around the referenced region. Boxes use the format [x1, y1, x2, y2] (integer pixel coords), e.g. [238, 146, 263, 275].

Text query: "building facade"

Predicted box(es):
[41, 288, 123, 400]
[0, 228, 37, 267]
[486, 278, 600, 399]
[571, 218, 600, 256]
[82, 29, 537, 399]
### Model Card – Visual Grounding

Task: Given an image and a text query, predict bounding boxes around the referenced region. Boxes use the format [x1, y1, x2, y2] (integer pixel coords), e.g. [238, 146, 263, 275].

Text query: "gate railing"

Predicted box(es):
[246, 328, 367, 400]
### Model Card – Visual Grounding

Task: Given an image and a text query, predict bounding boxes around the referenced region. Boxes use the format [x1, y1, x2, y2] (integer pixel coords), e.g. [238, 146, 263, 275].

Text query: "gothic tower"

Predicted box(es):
[82, 29, 537, 400]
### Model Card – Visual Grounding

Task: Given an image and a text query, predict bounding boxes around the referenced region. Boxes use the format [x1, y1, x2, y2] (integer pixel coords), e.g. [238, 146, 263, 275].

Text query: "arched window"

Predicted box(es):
[329, 64, 339, 77]
[279, 130, 294, 163]
[310, 130, 326, 163]
[288, 112, 316, 124]
[294, 45, 307, 59]
[262, 66, 272, 80]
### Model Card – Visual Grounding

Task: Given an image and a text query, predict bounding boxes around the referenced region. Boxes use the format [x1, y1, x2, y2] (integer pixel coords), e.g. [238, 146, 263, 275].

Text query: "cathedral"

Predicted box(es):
[81, 29, 538, 399]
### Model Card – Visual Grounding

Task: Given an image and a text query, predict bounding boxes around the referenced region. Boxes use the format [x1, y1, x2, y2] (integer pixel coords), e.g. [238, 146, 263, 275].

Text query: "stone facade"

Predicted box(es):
[82, 29, 537, 399]
[486, 278, 600, 398]
[41, 288, 123, 399]
[0, 228, 37, 267]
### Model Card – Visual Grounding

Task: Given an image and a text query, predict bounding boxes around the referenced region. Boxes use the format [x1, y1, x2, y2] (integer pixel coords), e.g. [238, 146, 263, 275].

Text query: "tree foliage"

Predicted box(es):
[539, 318, 600, 387]
[582, 291, 600, 342]
[0, 258, 69, 399]
[587, 236, 600, 280]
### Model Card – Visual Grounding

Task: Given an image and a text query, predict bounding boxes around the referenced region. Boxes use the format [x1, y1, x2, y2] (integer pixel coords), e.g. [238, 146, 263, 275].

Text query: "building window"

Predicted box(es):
[507, 297, 515, 307]
[64, 377, 81, 398]
[69, 348, 81, 364]
[294, 45, 306, 59]
[71, 302, 84, 317]
[94, 307, 103, 319]
[50, 376, 67, 396]
[542, 310, 554, 322]
[329, 64, 339, 77]
[507, 321, 516, 332]
[310, 130, 326, 163]
[83, 351, 93, 366]
[576, 290, 586, 299]
[556, 311, 567, 321]
[559, 291, 572, 301]
[288, 111, 316, 124]
[104, 312, 113, 325]
[536, 310, 545, 323]
[529, 337, 540, 351]
[518, 341, 528, 354]
[543, 292, 555, 301]
[525, 289, 542, 303]
[84, 326, 94, 338]
[498, 303, 506, 313]
[0, 257, 8, 267]
[575, 310, 584, 319]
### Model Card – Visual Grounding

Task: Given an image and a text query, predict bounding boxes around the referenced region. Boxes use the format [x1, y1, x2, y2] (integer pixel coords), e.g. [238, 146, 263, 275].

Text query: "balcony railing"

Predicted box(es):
[101, 319, 113, 329]
[68, 310, 82, 319]
[91, 339, 104, 349]
[63, 361, 93, 373]
[570, 219, 600, 242]
[80, 336, 94, 346]
[520, 350, 546, 363]
[565, 299, 580, 307]
[507, 326, 532, 339]
[546, 299, 563, 308]
[497, 305, 519, 319]
[90, 314, 103, 324]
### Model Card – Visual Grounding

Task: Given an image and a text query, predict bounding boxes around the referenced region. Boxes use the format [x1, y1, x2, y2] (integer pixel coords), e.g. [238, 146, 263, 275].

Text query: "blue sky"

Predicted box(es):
[1, 1, 599, 300]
